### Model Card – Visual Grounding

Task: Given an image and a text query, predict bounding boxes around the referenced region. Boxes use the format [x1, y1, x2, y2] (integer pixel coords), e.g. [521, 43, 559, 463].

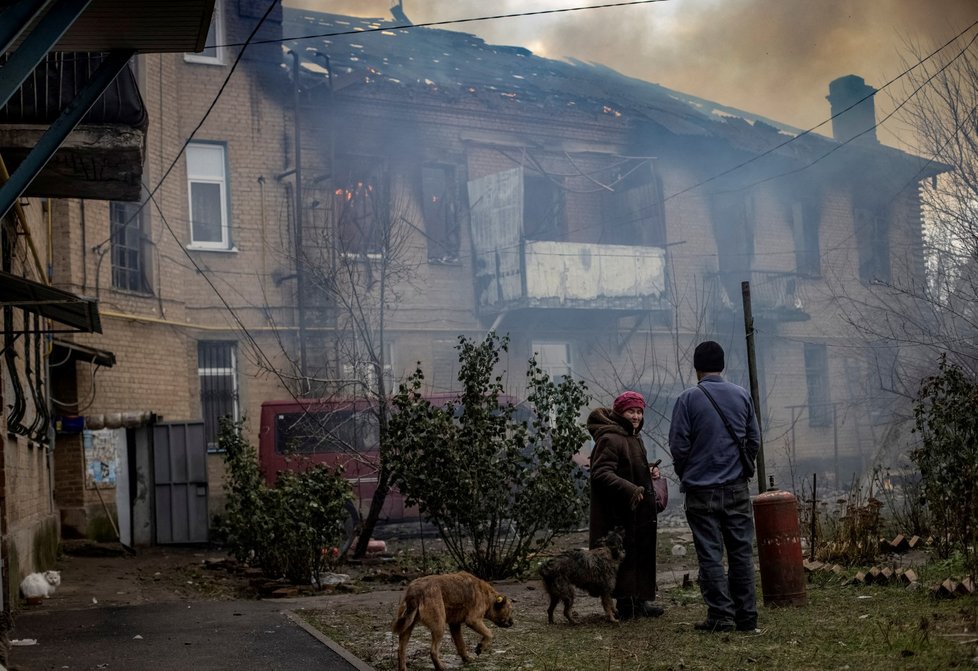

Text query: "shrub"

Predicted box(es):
[386, 332, 590, 579]
[219, 418, 354, 584]
[911, 355, 978, 579]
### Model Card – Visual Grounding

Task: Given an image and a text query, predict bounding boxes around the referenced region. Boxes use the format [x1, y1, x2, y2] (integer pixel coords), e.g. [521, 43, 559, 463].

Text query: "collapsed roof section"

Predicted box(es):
[281, 8, 945, 182]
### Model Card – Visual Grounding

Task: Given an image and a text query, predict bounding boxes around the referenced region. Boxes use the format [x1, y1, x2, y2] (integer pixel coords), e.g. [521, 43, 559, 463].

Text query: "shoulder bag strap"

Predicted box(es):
[697, 383, 754, 478]
[697, 384, 740, 443]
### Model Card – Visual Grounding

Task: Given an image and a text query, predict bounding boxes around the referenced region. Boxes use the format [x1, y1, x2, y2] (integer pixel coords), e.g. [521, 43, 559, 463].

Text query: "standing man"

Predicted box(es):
[669, 341, 760, 633]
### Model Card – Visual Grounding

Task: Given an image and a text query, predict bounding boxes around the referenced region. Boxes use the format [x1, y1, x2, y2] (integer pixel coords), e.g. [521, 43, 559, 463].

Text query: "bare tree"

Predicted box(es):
[299, 157, 425, 557]
[896, 34, 978, 374]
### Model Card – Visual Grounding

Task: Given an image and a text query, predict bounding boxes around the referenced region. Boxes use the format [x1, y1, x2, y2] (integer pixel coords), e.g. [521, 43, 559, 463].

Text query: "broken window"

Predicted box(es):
[711, 191, 755, 302]
[804, 343, 831, 427]
[110, 201, 152, 293]
[421, 164, 460, 264]
[854, 206, 890, 284]
[334, 156, 388, 256]
[601, 161, 666, 247]
[791, 199, 821, 277]
[523, 173, 565, 241]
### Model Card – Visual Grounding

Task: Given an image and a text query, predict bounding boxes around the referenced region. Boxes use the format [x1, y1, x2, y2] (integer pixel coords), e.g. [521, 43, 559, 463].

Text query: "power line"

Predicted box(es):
[641, 16, 978, 212]
[734, 26, 978, 194]
[133, 1, 342, 425]
[126, 3, 976, 372]
[218, 0, 671, 49]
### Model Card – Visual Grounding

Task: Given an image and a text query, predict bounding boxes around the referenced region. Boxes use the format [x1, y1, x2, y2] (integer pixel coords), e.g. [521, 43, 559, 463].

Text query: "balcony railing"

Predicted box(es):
[711, 270, 808, 319]
[474, 240, 667, 312]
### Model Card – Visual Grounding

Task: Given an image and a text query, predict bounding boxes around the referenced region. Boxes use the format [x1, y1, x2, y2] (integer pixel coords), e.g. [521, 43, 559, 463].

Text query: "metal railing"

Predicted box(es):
[0, 52, 145, 128]
[712, 269, 803, 313]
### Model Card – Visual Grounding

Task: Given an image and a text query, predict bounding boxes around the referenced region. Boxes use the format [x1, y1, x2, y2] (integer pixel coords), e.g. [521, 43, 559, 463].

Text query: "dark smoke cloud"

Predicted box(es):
[292, 1, 978, 139]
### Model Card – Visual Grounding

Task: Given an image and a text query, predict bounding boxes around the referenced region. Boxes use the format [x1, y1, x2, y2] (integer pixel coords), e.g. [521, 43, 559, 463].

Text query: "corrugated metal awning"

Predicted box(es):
[0, 270, 101, 333]
[51, 337, 115, 366]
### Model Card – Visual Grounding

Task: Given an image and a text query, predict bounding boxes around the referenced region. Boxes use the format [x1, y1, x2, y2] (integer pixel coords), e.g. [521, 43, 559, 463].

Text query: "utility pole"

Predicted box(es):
[289, 50, 309, 391]
[742, 281, 766, 493]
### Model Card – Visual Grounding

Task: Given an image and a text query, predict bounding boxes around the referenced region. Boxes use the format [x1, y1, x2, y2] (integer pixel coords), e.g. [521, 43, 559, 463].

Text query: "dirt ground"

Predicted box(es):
[25, 524, 697, 615]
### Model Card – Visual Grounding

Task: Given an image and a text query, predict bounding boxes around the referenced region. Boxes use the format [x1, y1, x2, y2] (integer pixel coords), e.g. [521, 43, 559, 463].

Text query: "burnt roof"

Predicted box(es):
[281, 8, 944, 177]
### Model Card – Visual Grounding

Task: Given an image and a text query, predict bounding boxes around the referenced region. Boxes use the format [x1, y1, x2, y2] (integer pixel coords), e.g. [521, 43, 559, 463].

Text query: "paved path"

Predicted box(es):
[10, 599, 373, 671]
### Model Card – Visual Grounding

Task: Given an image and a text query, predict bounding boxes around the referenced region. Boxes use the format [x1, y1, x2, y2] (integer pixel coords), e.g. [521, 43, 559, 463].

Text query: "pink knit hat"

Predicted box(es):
[613, 391, 645, 415]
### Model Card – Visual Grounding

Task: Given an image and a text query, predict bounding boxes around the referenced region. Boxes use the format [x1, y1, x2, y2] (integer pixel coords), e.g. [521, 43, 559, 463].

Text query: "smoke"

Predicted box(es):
[289, 0, 978, 137]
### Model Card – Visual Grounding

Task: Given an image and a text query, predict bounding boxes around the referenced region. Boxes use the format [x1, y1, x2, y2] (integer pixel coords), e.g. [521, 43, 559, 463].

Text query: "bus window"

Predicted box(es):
[275, 409, 379, 455]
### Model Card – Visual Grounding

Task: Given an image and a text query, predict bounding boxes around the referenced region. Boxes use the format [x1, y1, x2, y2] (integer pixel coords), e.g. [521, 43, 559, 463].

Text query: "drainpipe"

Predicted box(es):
[80, 200, 87, 290]
[257, 175, 267, 281]
[289, 50, 309, 391]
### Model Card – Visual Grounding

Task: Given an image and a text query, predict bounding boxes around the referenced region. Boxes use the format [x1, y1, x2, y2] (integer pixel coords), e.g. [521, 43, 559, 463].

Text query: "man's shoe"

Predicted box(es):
[735, 619, 758, 632]
[637, 601, 665, 618]
[694, 619, 735, 632]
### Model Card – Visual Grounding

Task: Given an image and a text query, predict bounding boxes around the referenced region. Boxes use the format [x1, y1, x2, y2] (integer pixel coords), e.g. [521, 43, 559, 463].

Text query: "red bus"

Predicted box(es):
[258, 393, 531, 524]
[258, 397, 417, 522]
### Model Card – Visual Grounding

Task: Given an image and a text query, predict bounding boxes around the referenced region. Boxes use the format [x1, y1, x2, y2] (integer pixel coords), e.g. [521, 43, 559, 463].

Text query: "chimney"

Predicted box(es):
[826, 75, 878, 145]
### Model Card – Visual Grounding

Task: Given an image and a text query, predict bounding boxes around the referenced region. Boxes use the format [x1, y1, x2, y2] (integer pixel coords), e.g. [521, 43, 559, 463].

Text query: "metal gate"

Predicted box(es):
[153, 422, 209, 544]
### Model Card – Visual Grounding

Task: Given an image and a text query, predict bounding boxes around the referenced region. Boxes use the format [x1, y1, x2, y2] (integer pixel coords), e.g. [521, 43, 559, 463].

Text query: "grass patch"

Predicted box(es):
[299, 580, 978, 670]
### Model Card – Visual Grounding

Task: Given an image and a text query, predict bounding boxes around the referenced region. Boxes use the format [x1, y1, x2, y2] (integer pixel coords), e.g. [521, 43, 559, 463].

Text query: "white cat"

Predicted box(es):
[19, 570, 61, 599]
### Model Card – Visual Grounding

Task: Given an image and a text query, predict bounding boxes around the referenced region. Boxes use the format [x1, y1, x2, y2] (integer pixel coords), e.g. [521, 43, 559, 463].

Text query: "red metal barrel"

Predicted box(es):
[752, 488, 807, 607]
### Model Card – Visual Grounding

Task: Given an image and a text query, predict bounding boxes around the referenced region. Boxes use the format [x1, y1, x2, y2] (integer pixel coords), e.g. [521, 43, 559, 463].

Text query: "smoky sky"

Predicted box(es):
[290, 1, 978, 143]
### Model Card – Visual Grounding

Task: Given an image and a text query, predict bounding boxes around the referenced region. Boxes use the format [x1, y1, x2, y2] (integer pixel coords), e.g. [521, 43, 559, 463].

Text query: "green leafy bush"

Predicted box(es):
[219, 418, 354, 584]
[911, 355, 978, 579]
[386, 332, 590, 579]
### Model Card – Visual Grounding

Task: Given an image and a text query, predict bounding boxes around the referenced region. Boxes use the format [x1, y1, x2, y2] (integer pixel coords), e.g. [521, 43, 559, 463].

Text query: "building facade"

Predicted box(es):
[2, 3, 943, 593]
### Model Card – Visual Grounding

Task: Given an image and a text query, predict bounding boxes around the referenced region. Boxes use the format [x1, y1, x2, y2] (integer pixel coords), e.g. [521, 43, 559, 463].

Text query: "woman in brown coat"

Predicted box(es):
[588, 391, 664, 619]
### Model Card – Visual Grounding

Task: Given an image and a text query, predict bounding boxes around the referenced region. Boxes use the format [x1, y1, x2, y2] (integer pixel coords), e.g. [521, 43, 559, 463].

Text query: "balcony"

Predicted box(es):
[0, 52, 147, 201]
[474, 240, 666, 313]
[710, 270, 809, 321]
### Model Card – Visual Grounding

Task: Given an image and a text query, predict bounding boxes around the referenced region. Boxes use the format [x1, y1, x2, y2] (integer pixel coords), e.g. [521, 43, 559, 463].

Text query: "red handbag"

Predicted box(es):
[652, 477, 669, 513]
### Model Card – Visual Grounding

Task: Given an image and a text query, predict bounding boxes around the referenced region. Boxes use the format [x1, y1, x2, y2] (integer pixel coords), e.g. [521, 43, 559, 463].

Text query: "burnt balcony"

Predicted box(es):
[474, 239, 667, 313]
[0, 52, 147, 201]
[710, 270, 810, 321]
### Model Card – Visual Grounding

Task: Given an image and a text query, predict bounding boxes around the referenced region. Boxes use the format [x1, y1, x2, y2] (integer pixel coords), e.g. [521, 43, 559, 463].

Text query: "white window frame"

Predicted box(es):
[186, 142, 231, 250]
[532, 341, 572, 382]
[342, 342, 395, 393]
[184, 1, 225, 65]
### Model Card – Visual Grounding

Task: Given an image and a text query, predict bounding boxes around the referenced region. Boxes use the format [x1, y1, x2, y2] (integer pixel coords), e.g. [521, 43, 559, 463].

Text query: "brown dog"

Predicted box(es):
[538, 528, 626, 624]
[392, 571, 514, 671]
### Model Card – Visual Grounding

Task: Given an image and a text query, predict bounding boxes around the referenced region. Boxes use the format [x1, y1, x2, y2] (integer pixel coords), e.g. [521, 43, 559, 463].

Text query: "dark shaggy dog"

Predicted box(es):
[538, 528, 626, 624]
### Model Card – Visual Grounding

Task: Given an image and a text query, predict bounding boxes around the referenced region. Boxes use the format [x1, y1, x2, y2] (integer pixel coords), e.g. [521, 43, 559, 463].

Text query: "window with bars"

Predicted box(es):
[186, 143, 231, 249]
[110, 201, 151, 293]
[804, 343, 831, 427]
[198, 341, 239, 451]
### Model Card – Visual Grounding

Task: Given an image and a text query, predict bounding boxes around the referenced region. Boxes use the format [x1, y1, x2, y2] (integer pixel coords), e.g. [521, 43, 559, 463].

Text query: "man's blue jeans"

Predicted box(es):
[684, 480, 757, 626]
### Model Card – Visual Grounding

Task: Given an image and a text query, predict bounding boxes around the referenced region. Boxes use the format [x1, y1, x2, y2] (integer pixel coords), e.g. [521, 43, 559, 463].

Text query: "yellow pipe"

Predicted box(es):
[98, 310, 469, 335]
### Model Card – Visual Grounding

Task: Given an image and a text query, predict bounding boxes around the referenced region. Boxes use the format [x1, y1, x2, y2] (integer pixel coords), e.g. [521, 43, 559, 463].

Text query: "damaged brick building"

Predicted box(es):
[1, 1, 944, 584]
